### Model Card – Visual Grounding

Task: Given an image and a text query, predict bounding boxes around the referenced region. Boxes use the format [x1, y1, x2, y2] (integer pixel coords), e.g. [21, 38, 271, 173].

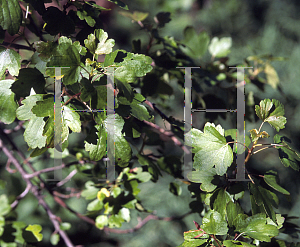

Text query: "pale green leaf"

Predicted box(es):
[209, 37, 232, 58]
[85, 124, 107, 161]
[0, 79, 18, 124]
[0, 47, 21, 76]
[95, 29, 115, 55]
[25, 224, 43, 241]
[95, 215, 108, 229]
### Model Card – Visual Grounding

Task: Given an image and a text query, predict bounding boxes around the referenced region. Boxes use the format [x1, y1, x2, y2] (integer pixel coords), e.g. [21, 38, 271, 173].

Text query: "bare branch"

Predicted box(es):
[0, 138, 75, 247]
[104, 211, 192, 234]
[10, 183, 31, 209]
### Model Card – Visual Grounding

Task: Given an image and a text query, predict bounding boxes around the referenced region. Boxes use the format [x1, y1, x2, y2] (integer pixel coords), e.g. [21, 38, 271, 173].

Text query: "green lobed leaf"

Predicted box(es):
[46, 37, 85, 85]
[274, 134, 300, 171]
[10, 68, 46, 98]
[33, 41, 57, 61]
[25, 224, 43, 242]
[185, 123, 233, 175]
[77, 10, 96, 27]
[94, 29, 115, 55]
[85, 124, 107, 161]
[264, 170, 290, 195]
[115, 52, 153, 83]
[201, 210, 228, 235]
[16, 94, 44, 120]
[95, 215, 108, 229]
[0, 79, 18, 124]
[234, 213, 279, 242]
[255, 99, 286, 131]
[180, 26, 210, 58]
[208, 37, 232, 58]
[0, 47, 21, 76]
[0, 0, 22, 35]
[187, 169, 218, 192]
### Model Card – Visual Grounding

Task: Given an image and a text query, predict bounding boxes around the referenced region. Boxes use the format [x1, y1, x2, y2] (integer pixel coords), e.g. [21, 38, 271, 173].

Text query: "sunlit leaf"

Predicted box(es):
[209, 37, 232, 58]
[0, 47, 21, 76]
[0, 79, 18, 124]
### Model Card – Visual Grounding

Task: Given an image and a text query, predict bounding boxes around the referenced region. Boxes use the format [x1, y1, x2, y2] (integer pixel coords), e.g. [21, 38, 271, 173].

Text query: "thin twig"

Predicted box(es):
[104, 211, 192, 234]
[142, 120, 190, 154]
[10, 183, 31, 209]
[0, 138, 75, 247]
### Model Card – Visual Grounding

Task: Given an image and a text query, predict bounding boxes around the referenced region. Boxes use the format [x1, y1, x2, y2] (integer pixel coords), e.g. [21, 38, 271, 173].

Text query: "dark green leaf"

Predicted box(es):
[264, 170, 290, 195]
[155, 12, 171, 28]
[106, 0, 128, 10]
[274, 134, 300, 171]
[249, 183, 278, 222]
[0, 0, 22, 35]
[10, 68, 46, 98]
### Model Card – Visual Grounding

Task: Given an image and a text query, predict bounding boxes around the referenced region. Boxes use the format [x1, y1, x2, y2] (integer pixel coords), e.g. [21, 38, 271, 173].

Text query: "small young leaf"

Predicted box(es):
[25, 224, 43, 242]
[208, 37, 232, 58]
[264, 63, 279, 89]
[255, 99, 286, 131]
[94, 29, 115, 55]
[95, 215, 108, 229]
